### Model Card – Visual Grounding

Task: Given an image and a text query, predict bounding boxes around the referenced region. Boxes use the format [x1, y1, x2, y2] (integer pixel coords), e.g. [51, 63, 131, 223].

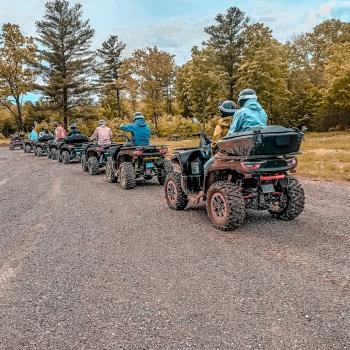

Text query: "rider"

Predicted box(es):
[28, 126, 38, 141]
[227, 88, 268, 135]
[203, 100, 236, 173]
[212, 100, 237, 153]
[90, 119, 113, 146]
[39, 128, 53, 138]
[54, 122, 67, 141]
[120, 112, 151, 146]
[67, 123, 82, 136]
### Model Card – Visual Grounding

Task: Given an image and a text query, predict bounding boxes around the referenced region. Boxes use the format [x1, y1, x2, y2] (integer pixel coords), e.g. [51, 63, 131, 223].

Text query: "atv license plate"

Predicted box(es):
[146, 162, 154, 169]
[261, 184, 275, 193]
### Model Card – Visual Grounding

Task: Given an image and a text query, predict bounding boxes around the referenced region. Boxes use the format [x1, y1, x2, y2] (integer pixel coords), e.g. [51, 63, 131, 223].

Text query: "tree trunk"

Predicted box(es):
[116, 88, 122, 118]
[153, 110, 159, 136]
[63, 88, 68, 129]
[15, 96, 23, 131]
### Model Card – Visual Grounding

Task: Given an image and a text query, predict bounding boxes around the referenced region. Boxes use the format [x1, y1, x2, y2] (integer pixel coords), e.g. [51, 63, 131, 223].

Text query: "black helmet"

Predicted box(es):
[238, 88, 257, 107]
[218, 100, 236, 115]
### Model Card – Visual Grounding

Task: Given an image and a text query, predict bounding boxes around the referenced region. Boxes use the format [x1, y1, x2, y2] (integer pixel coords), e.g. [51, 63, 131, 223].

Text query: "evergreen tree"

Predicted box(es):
[235, 23, 290, 125]
[36, 0, 95, 128]
[204, 6, 249, 99]
[97, 35, 126, 119]
[0, 23, 37, 130]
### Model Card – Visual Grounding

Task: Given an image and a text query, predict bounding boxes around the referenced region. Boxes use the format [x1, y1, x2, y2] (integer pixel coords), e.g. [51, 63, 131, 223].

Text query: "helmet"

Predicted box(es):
[133, 112, 144, 121]
[70, 123, 77, 129]
[238, 88, 257, 107]
[218, 100, 236, 114]
[99, 119, 106, 126]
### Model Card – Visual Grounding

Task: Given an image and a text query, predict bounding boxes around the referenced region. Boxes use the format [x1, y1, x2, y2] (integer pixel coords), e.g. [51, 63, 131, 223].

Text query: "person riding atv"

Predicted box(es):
[54, 122, 67, 141]
[89, 119, 113, 146]
[212, 100, 236, 153]
[228, 88, 268, 135]
[120, 112, 151, 146]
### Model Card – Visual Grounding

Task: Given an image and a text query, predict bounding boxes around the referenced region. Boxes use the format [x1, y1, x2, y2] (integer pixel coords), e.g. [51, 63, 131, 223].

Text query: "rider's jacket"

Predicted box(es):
[120, 119, 151, 146]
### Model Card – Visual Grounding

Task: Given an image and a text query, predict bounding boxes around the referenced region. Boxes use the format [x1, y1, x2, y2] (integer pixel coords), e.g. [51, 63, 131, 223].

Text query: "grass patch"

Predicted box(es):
[154, 131, 350, 182]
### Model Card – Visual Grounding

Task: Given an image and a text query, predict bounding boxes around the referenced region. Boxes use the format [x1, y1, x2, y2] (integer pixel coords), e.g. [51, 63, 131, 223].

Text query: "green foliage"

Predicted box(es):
[0, 23, 37, 130]
[97, 35, 126, 119]
[36, 0, 95, 128]
[235, 23, 290, 125]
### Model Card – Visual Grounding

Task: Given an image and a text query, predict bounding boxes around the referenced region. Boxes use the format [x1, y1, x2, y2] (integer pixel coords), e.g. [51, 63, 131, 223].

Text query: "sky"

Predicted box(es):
[0, 0, 349, 64]
[0, 0, 349, 102]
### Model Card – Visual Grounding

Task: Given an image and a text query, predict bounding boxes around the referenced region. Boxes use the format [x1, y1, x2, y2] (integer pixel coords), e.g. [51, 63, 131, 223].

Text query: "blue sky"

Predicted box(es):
[0, 0, 349, 101]
[1, 0, 349, 64]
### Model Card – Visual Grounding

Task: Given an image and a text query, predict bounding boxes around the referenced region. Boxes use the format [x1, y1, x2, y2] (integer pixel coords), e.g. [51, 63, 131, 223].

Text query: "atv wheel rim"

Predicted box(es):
[211, 193, 227, 221]
[166, 180, 177, 203]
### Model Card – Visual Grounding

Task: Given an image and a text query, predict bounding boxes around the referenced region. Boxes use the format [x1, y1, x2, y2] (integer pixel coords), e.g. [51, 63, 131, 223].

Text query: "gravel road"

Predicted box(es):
[0, 146, 349, 350]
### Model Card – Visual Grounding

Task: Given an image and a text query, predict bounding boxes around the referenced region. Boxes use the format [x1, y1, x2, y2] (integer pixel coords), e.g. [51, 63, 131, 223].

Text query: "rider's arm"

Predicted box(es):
[227, 111, 243, 135]
[89, 128, 98, 141]
[120, 124, 135, 133]
[211, 123, 222, 149]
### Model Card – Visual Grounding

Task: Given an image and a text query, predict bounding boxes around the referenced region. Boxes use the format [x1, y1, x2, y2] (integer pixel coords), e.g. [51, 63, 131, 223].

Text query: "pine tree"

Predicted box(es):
[0, 23, 37, 130]
[36, 0, 95, 128]
[204, 7, 249, 99]
[235, 23, 290, 125]
[97, 35, 126, 119]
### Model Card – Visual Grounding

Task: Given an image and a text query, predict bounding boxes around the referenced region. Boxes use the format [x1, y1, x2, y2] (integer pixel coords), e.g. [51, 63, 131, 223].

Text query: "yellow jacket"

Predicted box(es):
[211, 116, 233, 151]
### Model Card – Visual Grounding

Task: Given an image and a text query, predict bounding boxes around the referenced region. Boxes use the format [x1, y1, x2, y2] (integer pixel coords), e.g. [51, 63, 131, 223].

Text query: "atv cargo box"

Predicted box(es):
[218, 126, 303, 158]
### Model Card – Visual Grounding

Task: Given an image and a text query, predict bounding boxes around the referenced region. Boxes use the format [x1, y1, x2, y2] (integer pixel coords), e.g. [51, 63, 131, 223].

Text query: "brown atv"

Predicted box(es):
[105, 144, 174, 189]
[165, 126, 306, 231]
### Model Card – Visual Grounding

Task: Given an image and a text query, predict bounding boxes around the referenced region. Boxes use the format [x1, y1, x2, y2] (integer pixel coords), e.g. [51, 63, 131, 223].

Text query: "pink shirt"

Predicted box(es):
[90, 126, 113, 145]
[55, 126, 67, 140]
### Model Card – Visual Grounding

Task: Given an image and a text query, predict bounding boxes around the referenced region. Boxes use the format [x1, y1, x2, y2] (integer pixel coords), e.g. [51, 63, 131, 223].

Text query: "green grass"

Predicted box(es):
[154, 132, 350, 182]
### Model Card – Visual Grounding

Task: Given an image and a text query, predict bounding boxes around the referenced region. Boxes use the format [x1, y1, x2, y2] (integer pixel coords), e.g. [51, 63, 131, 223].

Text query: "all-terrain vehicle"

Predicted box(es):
[165, 126, 306, 231]
[9, 134, 23, 150]
[47, 140, 62, 160]
[33, 134, 54, 156]
[81, 142, 123, 175]
[57, 133, 89, 164]
[105, 144, 174, 189]
[22, 139, 35, 153]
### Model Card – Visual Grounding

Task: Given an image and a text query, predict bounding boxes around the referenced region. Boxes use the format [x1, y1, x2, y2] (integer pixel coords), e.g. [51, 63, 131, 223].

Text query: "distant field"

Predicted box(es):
[155, 131, 350, 182]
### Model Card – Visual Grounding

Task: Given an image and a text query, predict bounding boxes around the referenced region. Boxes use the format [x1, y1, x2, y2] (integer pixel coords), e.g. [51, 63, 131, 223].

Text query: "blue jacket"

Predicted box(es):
[29, 129, 38, 141]
[120, 119, 151, 146]
[228, 99, 268, 135]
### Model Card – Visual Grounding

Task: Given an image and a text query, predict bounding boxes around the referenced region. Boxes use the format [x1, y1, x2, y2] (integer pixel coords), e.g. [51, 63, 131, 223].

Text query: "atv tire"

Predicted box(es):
[51, 148, 57, 160]
[88, 156, 100, 175]
[106, 157, 117, 183]
[47, 148, 52, 159]
[25, 144, 31, 153]
[158, 158, 174, 185]
[62, 151, 70, 164]
[119, 162, 135, 189]
[9, 145, 14, 150]
[206, 181, 245, 231]
[269, 176, 305, 220]
[81, 155, 88, 172]
[165, 172, 188, 210]
[36, 146, 43, 157]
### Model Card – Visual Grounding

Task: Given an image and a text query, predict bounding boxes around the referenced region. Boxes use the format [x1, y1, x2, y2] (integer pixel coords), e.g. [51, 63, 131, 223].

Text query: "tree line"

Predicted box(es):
[0, 0, 349, 136]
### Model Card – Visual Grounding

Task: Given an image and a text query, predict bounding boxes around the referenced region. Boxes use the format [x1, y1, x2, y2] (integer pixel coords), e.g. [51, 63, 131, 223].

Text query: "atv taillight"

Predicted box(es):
[240, 161, 264, 172]
[133, 149, 143, 156]
[159, 147, 168, 155]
